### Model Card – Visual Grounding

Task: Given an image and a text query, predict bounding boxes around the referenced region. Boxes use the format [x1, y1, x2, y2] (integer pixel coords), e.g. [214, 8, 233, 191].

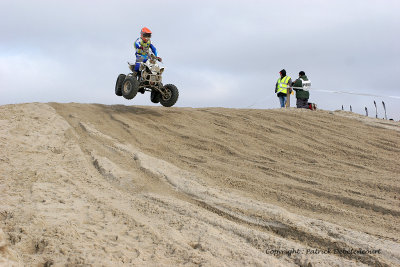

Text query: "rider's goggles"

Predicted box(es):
[142, 33, 152, 38]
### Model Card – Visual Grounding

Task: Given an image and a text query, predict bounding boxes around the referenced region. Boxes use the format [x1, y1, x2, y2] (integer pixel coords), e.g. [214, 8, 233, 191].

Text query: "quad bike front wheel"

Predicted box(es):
[160, 84, 179, 107]
[115, 74, 126, 96]
[122, 76, 139, 100]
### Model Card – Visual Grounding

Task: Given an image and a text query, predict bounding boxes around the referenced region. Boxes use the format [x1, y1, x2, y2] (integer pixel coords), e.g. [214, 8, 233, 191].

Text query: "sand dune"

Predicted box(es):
[0, 102, 399, 266]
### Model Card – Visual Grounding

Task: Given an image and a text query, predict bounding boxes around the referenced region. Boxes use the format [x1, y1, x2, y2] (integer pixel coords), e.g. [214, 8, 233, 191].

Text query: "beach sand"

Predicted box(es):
[1, 102, 399, 266]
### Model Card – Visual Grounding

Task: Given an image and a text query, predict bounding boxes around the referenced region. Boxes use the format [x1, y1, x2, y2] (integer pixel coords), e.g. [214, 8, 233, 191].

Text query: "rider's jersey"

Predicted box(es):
[135, 38, 158, 57]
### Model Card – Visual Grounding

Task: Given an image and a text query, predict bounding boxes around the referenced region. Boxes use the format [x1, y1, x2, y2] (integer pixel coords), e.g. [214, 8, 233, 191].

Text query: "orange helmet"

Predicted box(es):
[141, 27, 152, 41]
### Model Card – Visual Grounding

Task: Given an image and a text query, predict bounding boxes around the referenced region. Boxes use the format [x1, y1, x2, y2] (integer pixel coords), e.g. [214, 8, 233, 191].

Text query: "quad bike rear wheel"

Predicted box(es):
[115, 74, 126, 96]
[160, 84, 179, 107]
[122, 76, 139, 99]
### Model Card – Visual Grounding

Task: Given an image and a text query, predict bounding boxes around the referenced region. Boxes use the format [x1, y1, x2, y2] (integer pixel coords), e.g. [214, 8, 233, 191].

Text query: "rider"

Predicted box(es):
[134, 27, 162, 76]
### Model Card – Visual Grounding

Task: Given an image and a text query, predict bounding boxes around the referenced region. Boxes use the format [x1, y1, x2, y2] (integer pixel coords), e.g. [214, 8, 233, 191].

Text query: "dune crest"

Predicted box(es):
[1, 103, 399, 266]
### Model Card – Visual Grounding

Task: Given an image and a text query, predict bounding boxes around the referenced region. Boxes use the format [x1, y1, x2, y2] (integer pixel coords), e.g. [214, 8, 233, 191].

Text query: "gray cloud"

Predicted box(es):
[1, 0, 399, 119]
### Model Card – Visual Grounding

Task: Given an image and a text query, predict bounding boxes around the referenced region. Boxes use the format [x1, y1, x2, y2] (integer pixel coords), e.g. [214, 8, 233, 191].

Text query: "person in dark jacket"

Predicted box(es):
[292, 71, 310, 109]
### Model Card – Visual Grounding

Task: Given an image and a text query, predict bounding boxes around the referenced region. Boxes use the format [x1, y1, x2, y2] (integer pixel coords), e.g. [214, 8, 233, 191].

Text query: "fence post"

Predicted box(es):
[382, 101, 387, 120]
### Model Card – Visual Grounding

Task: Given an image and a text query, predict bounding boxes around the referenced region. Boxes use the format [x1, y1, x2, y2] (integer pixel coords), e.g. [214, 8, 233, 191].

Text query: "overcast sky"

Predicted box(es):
[1, 0, 399, 119]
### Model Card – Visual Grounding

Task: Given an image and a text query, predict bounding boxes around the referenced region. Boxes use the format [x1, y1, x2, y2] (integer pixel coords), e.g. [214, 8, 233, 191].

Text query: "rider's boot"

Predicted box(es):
[133, 71, 145, 94]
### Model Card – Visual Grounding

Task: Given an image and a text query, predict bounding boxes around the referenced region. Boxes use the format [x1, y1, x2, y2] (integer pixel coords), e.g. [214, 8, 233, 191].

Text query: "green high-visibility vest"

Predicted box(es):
[276, 76, 291, 94]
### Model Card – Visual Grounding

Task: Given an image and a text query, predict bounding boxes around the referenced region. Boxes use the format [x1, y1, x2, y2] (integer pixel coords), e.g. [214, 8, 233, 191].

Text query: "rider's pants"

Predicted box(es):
[134, 54, 149, 72]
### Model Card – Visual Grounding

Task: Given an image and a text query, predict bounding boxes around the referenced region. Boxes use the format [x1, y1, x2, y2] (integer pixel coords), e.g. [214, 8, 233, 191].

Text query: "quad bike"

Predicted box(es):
[115, 54, 179, 107]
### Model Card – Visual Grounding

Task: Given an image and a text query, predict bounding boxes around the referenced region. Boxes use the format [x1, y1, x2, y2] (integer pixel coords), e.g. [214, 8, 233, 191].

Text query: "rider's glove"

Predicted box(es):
[157, 57, 162, 62]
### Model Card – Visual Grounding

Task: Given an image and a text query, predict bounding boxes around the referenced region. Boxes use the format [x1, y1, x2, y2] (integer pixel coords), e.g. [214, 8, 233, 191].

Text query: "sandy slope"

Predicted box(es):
[0, 102, 399, 266]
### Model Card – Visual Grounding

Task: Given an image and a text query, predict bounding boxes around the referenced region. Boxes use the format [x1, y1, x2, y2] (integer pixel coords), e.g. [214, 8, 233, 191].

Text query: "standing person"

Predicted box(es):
[275, 69, 292, 108]
[133, 27, 162, 76]
[293, 71, 310, 109]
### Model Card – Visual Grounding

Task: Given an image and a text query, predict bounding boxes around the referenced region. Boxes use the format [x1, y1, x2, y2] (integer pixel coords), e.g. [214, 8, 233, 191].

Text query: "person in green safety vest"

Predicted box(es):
[275, 69, 293, 108]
